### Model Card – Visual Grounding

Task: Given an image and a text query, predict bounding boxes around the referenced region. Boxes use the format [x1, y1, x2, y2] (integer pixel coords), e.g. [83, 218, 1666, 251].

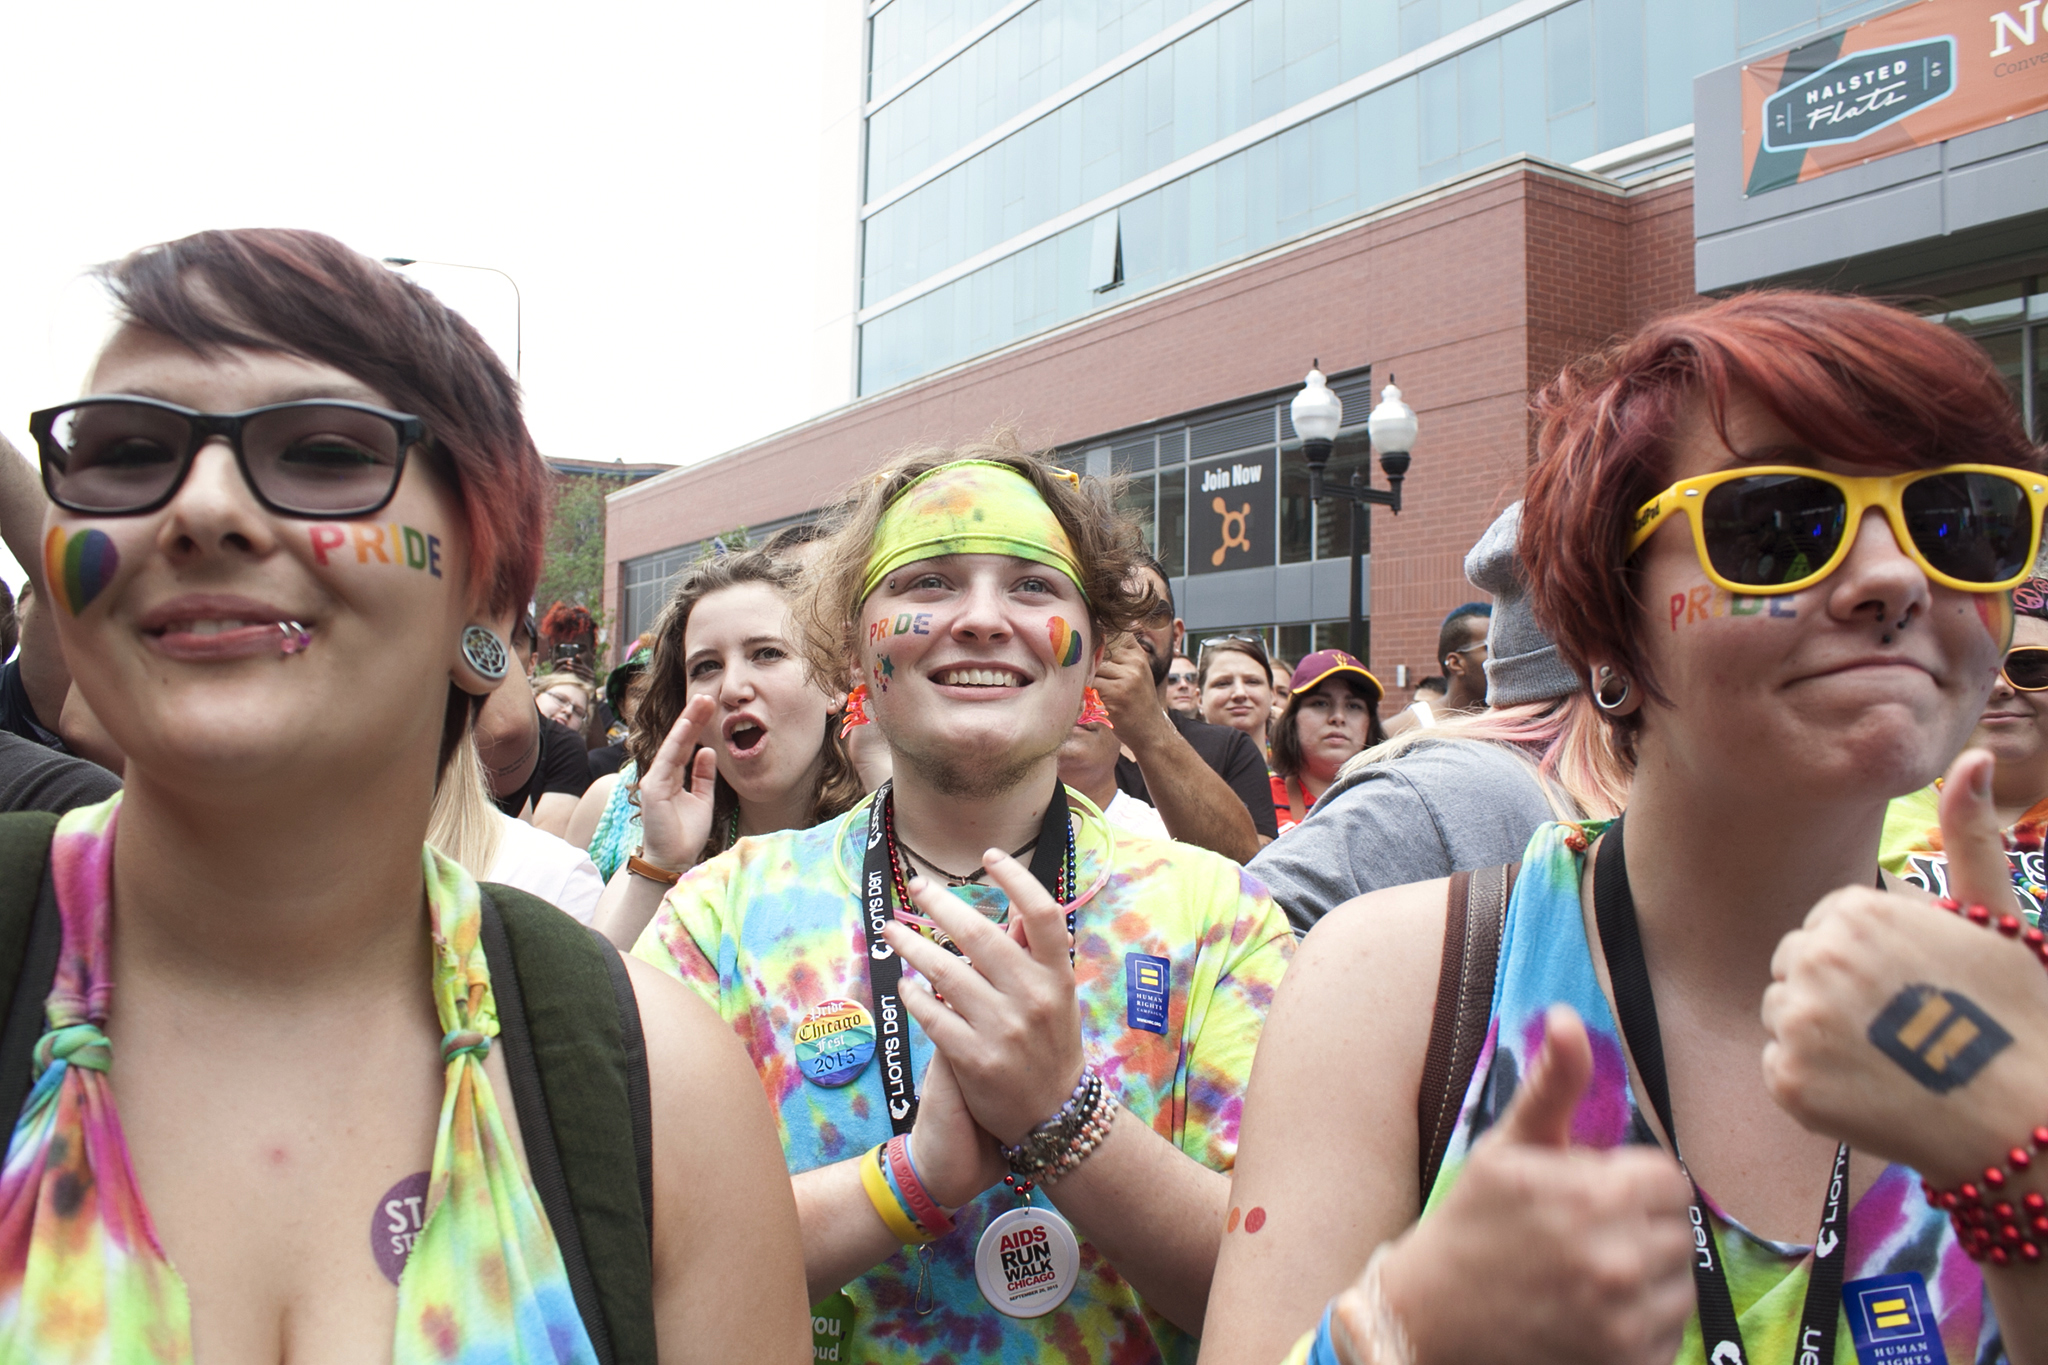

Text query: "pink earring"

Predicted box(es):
[1078, 686, 1112, 728]
[839, 684, 873, 739]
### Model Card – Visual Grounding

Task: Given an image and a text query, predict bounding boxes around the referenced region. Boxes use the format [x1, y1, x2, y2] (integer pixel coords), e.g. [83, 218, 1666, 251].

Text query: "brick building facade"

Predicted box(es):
[605, 153, 1703, 711]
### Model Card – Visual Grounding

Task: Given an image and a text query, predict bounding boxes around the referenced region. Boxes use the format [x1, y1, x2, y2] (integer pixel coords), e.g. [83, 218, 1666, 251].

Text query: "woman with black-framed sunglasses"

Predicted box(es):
[0, 229, 809, 1363]
[1885, 579, 2048, 920]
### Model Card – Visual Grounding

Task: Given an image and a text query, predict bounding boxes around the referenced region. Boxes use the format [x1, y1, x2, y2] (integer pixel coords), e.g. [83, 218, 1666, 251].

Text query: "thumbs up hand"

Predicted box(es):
[1763, 749, 2048, 1187]
[1345, 1006, 1695, 1365]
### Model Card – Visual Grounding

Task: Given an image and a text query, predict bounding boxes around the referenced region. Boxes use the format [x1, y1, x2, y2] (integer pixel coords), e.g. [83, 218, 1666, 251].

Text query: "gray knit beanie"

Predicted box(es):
[1463, 502, 1580, 707]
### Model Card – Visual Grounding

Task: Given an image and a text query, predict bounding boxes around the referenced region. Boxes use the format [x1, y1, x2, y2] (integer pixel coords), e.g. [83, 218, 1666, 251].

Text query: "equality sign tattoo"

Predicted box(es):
[42, 527, 119, 615]
[1868, 984, 2012, 1092]
[309, 523, 443, 578]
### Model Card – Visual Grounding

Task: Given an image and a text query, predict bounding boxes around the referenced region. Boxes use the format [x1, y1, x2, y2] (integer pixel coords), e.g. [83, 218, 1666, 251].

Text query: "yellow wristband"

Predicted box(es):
[858, 1144, 931, 1245]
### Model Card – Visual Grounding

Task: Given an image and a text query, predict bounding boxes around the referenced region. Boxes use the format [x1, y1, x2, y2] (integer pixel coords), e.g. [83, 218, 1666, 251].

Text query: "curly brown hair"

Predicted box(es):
[627, 550, 863, 856]
[796, 435, 1153, 684]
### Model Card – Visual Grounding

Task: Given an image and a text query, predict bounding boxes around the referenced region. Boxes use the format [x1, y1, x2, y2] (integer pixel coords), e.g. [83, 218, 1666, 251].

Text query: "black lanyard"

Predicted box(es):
[1592, 816, 1850, 1365]
[859, 781, 1074, 1137]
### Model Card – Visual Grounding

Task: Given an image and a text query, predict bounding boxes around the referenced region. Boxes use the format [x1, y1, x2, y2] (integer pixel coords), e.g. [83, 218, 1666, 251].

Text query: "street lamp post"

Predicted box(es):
[382, 257, 522, 378]
[1290, 364, 1419, 661]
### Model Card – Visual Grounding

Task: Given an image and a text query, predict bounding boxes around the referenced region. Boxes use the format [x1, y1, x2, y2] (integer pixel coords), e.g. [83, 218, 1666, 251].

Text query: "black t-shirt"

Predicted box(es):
[493, 716, 593, 818]
[586, 739, 629, 782]
[0, 730, 119, 814]
[0, 661, 63, 752]
[1115, 709, 1280, 839]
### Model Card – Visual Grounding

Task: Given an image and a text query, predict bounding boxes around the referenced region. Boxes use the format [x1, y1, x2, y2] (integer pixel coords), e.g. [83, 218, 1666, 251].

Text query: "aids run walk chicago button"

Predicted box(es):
[976, 1204, 1081, 1318]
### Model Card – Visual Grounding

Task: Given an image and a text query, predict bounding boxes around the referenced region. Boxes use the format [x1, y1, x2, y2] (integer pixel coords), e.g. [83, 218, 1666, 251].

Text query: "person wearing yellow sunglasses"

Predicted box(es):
[1885, 578, 2048, 915]
[1201, 291, 2048, 1365]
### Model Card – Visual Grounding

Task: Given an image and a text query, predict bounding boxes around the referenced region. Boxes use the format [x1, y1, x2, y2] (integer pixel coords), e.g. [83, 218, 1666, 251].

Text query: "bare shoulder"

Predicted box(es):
[619, 952, 748, 1092]
[1286, 877, 1451, 1029]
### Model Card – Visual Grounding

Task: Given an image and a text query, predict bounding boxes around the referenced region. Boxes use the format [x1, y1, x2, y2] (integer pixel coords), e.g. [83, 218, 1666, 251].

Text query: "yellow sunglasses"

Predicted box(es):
[1627, 464, 2048, 596]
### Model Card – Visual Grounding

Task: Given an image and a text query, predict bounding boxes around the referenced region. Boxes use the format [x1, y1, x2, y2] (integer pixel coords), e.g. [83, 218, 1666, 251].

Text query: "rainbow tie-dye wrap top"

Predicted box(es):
[0, 794, 600, 1364]
[635, 793, 1295, 1365]
[1422, 821, 2007, 1364]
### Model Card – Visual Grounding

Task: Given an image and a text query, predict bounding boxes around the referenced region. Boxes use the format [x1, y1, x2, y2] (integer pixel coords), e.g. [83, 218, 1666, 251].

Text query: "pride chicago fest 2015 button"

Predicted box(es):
[795, 999, 877, 1087]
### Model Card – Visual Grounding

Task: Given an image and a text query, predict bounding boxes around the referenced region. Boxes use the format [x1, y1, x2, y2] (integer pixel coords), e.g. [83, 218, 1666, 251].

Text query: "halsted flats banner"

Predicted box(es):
[1741, 0, 2048, 195]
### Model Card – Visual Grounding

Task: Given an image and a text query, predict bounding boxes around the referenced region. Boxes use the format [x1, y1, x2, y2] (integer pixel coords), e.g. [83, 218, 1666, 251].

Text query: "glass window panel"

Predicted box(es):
[1595, 0, 1646, 150]
[1280, 447, 1314, 564]
[1459, 40, 1502, 152]
[1311, 102, 1359, 213]
[1246, 137, 1281, 252]
[1158, 466, 1188, 577]
[1342, 0, 1400, 78]
[1649, 0, 1733, 133]
[1420, 60, 1458, 165]
[1400, 0, 1440, 55]
[1277, 623, 1314, 663]
[1314, 434, 1374, 559]
[1499, 21, 1546, 158]
[1546, 2, 1594, 114]
[1548, 101, 1598, 163]
[1314, 620, 1365, 657]
[1175, 21, 1219, 159]
[1253, 0, 1285, 76]
[1117, 468, 1158, 553]
[1975, 330, 2026, 425]
[1277, 122, 1314, 235]
[1920, 282, 2029, 333]
[2033, 326, 2046, 443]
[1738, 0, 1815, 49]
[1359, 78, 1421, 209]
[1440, 0, 1480, 32]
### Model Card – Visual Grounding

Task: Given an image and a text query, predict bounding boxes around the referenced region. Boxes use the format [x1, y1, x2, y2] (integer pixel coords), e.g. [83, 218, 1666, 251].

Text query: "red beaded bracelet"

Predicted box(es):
[1919, 899, 2048, 1266]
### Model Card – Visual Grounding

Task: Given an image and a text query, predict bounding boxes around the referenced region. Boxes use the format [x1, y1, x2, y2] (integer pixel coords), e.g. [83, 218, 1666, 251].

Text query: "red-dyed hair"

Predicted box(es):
[94, 229, 546, 615]
[1522, 290, 2042, 720]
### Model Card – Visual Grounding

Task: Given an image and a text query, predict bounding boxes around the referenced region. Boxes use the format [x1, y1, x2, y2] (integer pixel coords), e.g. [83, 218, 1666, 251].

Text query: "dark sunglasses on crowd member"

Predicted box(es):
[30, 396, 424, 518]
[2002, 645, 2048, 692]
[1628, 464, 2048, 595]
[1165, 668, 1199, 687]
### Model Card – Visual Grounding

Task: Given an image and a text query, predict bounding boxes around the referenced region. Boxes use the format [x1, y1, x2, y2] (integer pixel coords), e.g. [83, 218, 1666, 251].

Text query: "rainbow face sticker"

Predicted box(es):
[1979, 591, 2015, 649]
[1047, 616, 1083, 667]
[43, 528, 119, 616]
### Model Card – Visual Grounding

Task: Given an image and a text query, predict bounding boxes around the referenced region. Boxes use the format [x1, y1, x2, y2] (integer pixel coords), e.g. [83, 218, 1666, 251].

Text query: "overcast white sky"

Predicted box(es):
[0, 0, 859, 589]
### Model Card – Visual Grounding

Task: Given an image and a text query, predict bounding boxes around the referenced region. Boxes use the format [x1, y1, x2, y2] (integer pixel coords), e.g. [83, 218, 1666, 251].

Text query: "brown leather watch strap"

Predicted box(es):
[626, 853, 682, 886]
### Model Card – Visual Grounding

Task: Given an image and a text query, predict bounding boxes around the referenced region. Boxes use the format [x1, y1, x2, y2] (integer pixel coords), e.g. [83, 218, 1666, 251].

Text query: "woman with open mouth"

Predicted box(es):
[591, 550, 863, 950]
[0, 228, 809, 1363]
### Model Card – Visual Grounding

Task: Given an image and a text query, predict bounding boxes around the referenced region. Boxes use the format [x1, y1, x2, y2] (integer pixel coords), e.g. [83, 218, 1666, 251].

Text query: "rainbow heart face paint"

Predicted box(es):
[42, 528, 120, 616]
[1047, 616, 1083, 667]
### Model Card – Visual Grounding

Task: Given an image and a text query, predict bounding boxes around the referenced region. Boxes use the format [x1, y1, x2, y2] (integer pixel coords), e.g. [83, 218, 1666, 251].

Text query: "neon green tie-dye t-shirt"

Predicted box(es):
[633, 791, 1294, 1365]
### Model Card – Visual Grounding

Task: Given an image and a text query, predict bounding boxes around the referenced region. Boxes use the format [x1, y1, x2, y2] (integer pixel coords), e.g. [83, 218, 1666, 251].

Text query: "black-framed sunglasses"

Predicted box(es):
[30, 396, 426, 518]
[2002, 645, 2048, 692]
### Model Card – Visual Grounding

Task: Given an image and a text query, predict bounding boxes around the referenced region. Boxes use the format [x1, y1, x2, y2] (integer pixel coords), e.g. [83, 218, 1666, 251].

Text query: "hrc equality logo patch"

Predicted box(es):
[1843, 1272, 1947, 1365]
[1867, 984, 2012, 1094]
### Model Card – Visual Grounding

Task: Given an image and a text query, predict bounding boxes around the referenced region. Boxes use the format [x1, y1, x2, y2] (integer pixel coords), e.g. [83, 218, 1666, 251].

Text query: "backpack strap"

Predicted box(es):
[479, 885, 657, 1365]
[0, 812, 61, 1132]
[1416, 862, 1515, 1197]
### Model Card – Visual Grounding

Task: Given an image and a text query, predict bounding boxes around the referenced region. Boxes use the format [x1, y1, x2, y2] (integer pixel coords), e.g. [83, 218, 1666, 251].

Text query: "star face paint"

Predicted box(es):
[871, 653, 895, 692]
[1668, 582, 1796, 629]
[866, 612, 932, 644]
[308, 523, 442, 578]
[42, 528, 120, 616]
[1046, 616, 1083, 667]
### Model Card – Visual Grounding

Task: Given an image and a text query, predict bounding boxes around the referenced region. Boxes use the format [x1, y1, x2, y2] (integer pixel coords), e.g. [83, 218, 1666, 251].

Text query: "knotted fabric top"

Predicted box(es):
[0, 794, 600, 1363]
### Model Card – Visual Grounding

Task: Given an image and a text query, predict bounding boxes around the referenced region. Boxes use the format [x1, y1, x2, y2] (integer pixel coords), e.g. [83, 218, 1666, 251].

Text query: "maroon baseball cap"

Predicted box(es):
[1287, 649, 1384, 707]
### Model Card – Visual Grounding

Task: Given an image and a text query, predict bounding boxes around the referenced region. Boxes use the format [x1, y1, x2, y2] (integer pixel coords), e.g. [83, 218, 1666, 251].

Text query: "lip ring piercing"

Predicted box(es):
[278, 621, 312, 657]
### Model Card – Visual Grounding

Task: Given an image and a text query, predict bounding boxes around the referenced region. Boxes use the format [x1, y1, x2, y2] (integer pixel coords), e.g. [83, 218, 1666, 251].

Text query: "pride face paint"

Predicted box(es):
[309, 523, 442, 578]
[43, 528, 119, 615]
[1047, 616, 1083, 667]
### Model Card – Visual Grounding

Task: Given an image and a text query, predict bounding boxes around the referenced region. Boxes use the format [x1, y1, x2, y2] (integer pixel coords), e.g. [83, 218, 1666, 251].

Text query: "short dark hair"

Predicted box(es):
[95, 229, 547, 615]
[1438, 603, 1491, 663]
[1415, 675, 1448, 696]
[1138, 554, 1176, 618]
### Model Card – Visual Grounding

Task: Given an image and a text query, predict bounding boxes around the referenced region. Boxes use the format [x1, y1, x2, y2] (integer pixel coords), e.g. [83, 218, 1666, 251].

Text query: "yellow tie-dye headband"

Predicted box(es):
[860, 460, 1088, 603]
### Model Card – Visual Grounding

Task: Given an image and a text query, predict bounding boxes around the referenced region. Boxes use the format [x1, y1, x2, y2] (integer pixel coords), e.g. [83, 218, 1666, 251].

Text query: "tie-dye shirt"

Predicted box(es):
[634, 790, 1294, 1365]
[0, 794, 598, 1364]
[1423, 821, 2006, 1365]
[1883, 783, 2048, 924]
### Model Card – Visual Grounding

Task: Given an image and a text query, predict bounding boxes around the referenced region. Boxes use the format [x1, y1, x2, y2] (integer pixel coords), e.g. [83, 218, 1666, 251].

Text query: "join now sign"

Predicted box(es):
[1742, 0, 2048, 196]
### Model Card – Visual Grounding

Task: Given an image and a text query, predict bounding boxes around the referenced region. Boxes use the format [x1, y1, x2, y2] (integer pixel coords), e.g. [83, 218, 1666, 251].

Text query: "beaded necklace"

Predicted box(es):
[880, 788, 1075, 946]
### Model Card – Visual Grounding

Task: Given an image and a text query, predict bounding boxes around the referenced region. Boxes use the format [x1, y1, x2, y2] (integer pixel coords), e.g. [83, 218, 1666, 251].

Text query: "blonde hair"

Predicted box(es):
[1337, 691, 1632, 821]
[426, 727, 505, 878]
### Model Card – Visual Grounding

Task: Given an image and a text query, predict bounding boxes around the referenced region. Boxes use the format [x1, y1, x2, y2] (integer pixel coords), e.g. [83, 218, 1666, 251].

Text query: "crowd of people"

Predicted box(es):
[0, 225, 2038, 1365]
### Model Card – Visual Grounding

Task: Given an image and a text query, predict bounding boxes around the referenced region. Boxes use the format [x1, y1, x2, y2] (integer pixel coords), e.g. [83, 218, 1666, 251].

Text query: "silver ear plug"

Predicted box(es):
[278, 622, 313, 656]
